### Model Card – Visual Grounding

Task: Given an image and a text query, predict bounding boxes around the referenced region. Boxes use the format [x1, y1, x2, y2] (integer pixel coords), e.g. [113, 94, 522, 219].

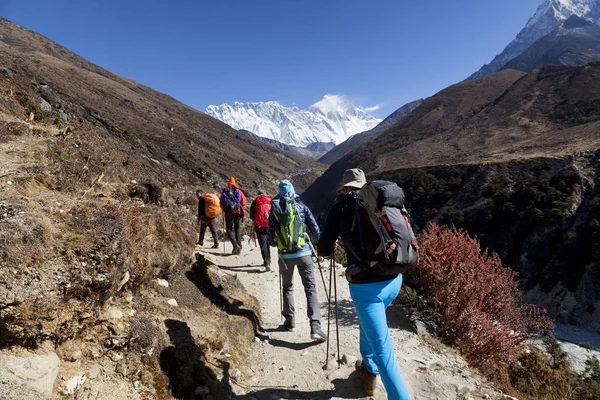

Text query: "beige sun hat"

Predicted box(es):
[338, 168, 367, 192]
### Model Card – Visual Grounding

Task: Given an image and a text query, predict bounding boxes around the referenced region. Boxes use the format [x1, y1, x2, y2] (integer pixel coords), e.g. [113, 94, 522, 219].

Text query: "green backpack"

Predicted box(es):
[271, 197, 306, 253]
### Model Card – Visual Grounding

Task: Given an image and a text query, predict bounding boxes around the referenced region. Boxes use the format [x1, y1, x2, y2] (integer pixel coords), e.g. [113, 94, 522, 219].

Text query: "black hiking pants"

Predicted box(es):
[256, 227, 270, 266]
[198, 217, 218, 245]
[225, 214, 242, 248]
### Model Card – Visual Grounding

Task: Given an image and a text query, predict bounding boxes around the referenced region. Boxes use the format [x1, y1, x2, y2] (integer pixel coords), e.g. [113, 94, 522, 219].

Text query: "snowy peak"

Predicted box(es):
[205, 95, 381, 147]
[469, 0, 600, 79]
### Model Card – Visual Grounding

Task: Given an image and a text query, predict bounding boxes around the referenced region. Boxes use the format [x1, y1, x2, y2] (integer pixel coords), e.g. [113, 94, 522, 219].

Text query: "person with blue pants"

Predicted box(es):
[318, 168, 411, 400]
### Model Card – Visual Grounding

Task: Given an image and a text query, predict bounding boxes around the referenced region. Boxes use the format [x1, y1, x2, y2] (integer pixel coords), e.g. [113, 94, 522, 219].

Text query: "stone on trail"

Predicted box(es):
[155, 278, 169, 288]
[62, 374, 86, 395]
[167, 298, 178, 307]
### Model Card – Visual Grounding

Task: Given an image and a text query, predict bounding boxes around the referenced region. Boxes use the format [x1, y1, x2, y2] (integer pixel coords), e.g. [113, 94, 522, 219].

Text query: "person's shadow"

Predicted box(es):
[240, 375, 367, 399]
[159, 319, 233, 399]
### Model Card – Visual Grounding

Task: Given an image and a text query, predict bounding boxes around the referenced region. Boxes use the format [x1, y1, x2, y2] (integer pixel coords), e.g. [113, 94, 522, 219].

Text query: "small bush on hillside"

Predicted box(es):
[409, 223, 553, 374]
[506, 336, 600, 399]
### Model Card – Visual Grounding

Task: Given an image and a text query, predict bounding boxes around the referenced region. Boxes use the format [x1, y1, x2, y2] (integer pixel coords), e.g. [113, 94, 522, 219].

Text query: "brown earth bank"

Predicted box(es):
[0, 16, 323, 400]
[304, 63, 600, 334]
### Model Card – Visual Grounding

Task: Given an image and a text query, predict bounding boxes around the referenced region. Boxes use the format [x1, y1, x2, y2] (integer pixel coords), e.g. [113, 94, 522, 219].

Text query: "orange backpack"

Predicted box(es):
[204, 194, 222, 218]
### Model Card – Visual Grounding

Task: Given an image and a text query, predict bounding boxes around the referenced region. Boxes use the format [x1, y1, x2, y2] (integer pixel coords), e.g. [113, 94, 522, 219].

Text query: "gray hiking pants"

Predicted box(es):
[279, 255, 322, 323]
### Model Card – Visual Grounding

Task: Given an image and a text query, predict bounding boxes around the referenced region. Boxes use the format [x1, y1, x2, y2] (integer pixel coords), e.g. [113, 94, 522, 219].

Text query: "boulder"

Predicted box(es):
[0, 344, 60, 398]
[36, 97, 52, 112]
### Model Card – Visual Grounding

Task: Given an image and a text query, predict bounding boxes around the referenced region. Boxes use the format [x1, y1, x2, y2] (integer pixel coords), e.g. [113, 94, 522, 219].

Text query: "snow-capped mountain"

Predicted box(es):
[469, 0, 600, 79]
[205, 95, 382, 147]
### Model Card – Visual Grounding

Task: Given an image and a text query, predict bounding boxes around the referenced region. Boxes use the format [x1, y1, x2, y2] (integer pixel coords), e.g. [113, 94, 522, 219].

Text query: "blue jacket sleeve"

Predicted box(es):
[302, 205, 320, 241]
[317, 203, 340, 257]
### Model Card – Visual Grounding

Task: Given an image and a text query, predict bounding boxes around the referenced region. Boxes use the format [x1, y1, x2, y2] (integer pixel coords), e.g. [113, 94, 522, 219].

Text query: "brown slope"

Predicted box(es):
[304, 69, 528, 210]
[0, 17, 324, 198]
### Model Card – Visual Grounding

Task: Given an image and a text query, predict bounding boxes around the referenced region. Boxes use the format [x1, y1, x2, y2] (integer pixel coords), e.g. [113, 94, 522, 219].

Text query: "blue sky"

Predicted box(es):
[1, 0, 540, 117]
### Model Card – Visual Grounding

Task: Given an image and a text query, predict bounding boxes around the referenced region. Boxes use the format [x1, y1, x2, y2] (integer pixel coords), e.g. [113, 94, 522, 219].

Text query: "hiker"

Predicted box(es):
[267, 180, 327, 342]
[220, 177, 246, 255]
[195, 189, 221, 248]
[317, 169, 411, 400]
[250, 190, 272, 271]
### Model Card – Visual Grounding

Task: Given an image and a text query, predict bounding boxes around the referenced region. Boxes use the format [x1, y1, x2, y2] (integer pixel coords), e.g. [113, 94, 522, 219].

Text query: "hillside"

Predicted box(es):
[0, 16, 322, 398]
[304, 64, 600, 332]
[318, 99, 424, 165]
[0, 17, 324, 198]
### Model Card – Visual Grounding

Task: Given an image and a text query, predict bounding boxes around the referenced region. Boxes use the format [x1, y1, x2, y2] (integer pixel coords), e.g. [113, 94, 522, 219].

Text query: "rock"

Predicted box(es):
[57, 339, 84, 362]
[115, 359, 128, 377]
[0, 346, 60, 398]
[62, 375, 86, 395]
[254, 337, 261, 343]
[37, 97, 52, 112]
[155, 278, 169, 288]
[167, 298, 178, 307]
[116, 271, 130, 292]
[483, 394, 491, 399]
[6, 122, 32, 136]
[104, 306, 123, 320]
[109, 352, 124, 362]
[133, 380, 142, 391]
[230, 368, 242, 381]
[0, 67, 10, 78]
[87, 365, 101, 380]
[124, 292, 134, 302]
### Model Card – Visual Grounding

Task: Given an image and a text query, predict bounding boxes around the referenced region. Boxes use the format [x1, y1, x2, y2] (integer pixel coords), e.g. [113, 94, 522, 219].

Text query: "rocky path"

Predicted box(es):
[197, 239, 505, 400]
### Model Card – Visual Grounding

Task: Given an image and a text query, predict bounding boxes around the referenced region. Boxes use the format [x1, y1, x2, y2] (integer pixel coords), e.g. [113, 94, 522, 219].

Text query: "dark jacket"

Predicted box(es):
[318, 191, 397, 283]
[267, 194, 320, 259]
[197, 196, 206, 220]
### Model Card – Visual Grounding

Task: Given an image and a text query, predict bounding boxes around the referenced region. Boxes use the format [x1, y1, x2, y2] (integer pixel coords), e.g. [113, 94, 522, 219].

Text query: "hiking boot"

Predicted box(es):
[211, 243, 219, 249]
[283, 317, 295, 332]
[355, 360, 377, 396]
[232, 246, 241, 255]
[264, 264, 271, 272]
[197, 241, 204, 246]
[310, 321, 327, 342]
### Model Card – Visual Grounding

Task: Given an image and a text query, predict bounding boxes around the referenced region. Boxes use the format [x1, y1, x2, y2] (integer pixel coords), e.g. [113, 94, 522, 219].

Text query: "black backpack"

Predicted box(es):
[223, 186, 241, 213]
[348, 180, 419, 275]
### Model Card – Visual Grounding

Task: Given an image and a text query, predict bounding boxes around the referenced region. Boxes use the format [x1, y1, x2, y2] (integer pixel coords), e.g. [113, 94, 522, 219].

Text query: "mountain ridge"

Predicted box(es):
[205, 95, 381, 147]
[469, 0, 600, 79]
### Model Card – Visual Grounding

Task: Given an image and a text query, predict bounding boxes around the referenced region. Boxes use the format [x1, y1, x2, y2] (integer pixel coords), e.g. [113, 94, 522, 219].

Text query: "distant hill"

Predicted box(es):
[239, 129, 333, 161]
[318, 99, 424, 165]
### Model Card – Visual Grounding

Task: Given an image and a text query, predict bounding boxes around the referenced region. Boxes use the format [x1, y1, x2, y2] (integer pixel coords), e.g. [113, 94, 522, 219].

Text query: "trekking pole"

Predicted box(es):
[279, 268, 283, 323]
[323, 253, 334, 370]
[304, 234, 329, 300]
[332, 252, 341, 366]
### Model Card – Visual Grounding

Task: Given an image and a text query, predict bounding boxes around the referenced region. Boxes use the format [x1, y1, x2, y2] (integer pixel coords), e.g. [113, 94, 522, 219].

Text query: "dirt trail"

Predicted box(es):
[197, 239, 504, 400]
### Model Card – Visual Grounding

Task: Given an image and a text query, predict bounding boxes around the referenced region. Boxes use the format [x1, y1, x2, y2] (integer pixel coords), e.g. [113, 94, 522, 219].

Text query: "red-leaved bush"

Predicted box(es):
[412, 223, 553, 373]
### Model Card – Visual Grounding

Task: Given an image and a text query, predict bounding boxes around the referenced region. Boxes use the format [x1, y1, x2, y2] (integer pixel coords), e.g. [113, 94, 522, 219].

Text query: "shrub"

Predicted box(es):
[410, 223, 553, 374]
